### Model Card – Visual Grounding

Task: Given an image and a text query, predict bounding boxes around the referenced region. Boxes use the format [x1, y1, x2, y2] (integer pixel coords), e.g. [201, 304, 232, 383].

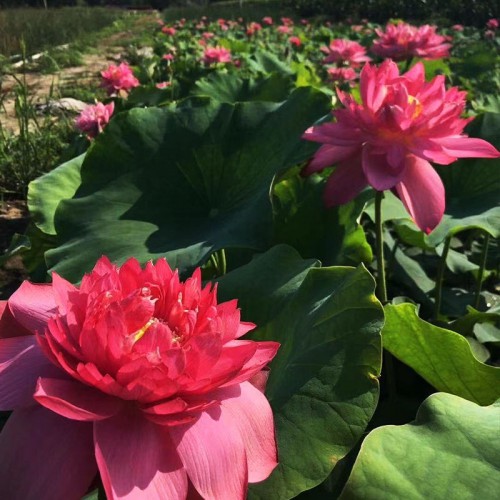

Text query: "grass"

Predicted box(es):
[0, 7, 124, 58]
[163, 0, 292, 22]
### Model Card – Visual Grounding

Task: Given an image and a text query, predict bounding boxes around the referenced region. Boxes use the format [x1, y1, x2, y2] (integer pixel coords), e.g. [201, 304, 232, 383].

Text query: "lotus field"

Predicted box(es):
[2, 12, 500, 500]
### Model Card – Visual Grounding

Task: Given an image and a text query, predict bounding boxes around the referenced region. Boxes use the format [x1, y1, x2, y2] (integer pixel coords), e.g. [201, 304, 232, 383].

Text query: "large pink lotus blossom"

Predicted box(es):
[101, 62, 139, 95]
[321, 39, 371, 66]
[202, 46, 232, 66]
[372, 23, 451, 61]
[75, 101, 114, 139]
[0, 257, 279, 499]
[302, 60, 500, 233]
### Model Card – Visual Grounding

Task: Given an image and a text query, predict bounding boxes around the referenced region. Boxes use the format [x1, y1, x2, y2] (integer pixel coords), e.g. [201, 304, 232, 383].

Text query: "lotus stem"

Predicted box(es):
[434, 235, 452, 321]
[375, 191, 388, 303]
[218, 248, 227, 276]
[474, 232, 490, 309]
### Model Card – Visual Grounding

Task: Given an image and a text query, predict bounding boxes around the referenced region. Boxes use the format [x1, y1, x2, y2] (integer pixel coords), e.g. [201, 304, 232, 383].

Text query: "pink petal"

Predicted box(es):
[218, 382, 278, 482]
[303, 144, 359, 175]
[95, 410, 188, 499]
[0, 301, 31, 339]
[395, 155, 445, 233]
[0, 405, 95, 499]
[435, 136, 500, 158]
[0, 336, 60, 410]
[34, 377, 124, 422]
[362, 144, 407, 190]
[169, 406, 248, 500]
[8, 281, 57, 335]
[323, 155, 367, 207]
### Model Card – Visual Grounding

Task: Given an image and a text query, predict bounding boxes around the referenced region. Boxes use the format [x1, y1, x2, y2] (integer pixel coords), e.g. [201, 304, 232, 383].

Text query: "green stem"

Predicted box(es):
[375, 191, 387, 303]
[217, 248, 227, 276]
[474, 232, 490, 309]
[403, 56, 414, 72]
[434, 236, 452, 321]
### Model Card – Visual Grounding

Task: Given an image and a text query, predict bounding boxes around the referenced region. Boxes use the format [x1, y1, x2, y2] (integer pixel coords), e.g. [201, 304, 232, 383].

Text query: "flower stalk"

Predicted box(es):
[375, 190, 388, 303]
[434, 235, 452, 321]
[474, 232, 490, 309]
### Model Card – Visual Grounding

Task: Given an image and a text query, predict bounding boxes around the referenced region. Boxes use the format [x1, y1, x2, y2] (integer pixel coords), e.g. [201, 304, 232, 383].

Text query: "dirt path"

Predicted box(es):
[0, 12, 159, 134]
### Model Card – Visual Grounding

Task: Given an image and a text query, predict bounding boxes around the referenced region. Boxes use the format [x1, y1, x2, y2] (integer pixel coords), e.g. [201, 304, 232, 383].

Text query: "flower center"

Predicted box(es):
[407, 95, 423, 119]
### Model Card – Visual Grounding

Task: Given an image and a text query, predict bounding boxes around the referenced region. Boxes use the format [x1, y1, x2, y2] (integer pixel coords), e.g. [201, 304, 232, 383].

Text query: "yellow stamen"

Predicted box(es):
[133, 318, 155, 342]
[408, 95, 423, 119]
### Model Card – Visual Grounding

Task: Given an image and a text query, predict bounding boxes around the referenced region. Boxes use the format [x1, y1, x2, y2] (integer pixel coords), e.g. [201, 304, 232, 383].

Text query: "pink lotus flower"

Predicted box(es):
[0, 257, 279, 499]
[161, 26, 177, 36]
[372, 23, 451, 61]
[262, 16, 273, 26]
[281, 17, 294, 26]
[277, 25, 292, 34]
[75, 101, 114, 139]
[327, 67, 357, 84]
[451, 24, 464, 32]
[485, 30, 495, 39]
[486, 18, 499, 30]
[202, 46, 232, 66]
[321, 39, 371, 66]
[247, 22, 262, 36]
[163, 53, 175, 62]
[101, 62, 139, 95]
[156, 81, 171, 89]
[289, 36, 301, 47]
[302, 60, 500, 233]
[202, 31, 215, 40]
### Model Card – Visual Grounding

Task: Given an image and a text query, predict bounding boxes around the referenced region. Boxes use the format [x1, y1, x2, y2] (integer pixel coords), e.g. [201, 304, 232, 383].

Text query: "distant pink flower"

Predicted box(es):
[0, 257, 279, 499]
[277, 25, 292, 34]
[156, 81, 171, 89]
[247, 22, 262, 36]
[161, 26, 177, 36]
[301, 19, 309, 26]
[262, 16, 273, 25]
[485, 30, 495, 39]
[202, 31, 215, 39]
[372, 23, 451, 61]
[327, 67, 357, 83]
[217, 18, 229, 31]
[321, 39, 371, 66]
[451, 24, 464, 32]
[100, 62, 139, 95]
[75, 101, 114, 139]
[486, 18, 499, 30]
[289, 36, 301, 47]
[162, 53, 174, 62]
[302, 61, 500, 233]
[281, 17, 294, 26]
[202, 46, 232, 65]
[351, 25, 364, 33]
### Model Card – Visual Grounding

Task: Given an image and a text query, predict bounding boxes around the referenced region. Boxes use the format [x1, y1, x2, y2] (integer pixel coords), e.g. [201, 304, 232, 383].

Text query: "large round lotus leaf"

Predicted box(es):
[44, 89, 330, 281]
[217, 246, 383, 499]
[341, 393, 500, 500]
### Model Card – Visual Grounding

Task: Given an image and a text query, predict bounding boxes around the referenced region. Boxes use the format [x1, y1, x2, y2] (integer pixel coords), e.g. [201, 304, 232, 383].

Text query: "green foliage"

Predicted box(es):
[217, 246, 383, 498]
[341, 393, 500, 499]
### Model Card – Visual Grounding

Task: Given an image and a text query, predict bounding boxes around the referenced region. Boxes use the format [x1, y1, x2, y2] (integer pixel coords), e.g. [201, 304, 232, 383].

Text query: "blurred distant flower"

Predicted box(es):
[156, 81, 171, 89]
[262, 16, 273, 25]
[321, 39, 371, 66]
[289, 36, 302, 47]
[75, 101, 114, 139]
[372, 22, 451, 61]
[486, 18, 499, 30]
[451, 24, 464, 32]
[161, 26, 177, 36]
[277, 25, 292, 34]
[100, 62, 139, 95]
[327, 67, 357, 84]
[202, 46, 232, 66]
